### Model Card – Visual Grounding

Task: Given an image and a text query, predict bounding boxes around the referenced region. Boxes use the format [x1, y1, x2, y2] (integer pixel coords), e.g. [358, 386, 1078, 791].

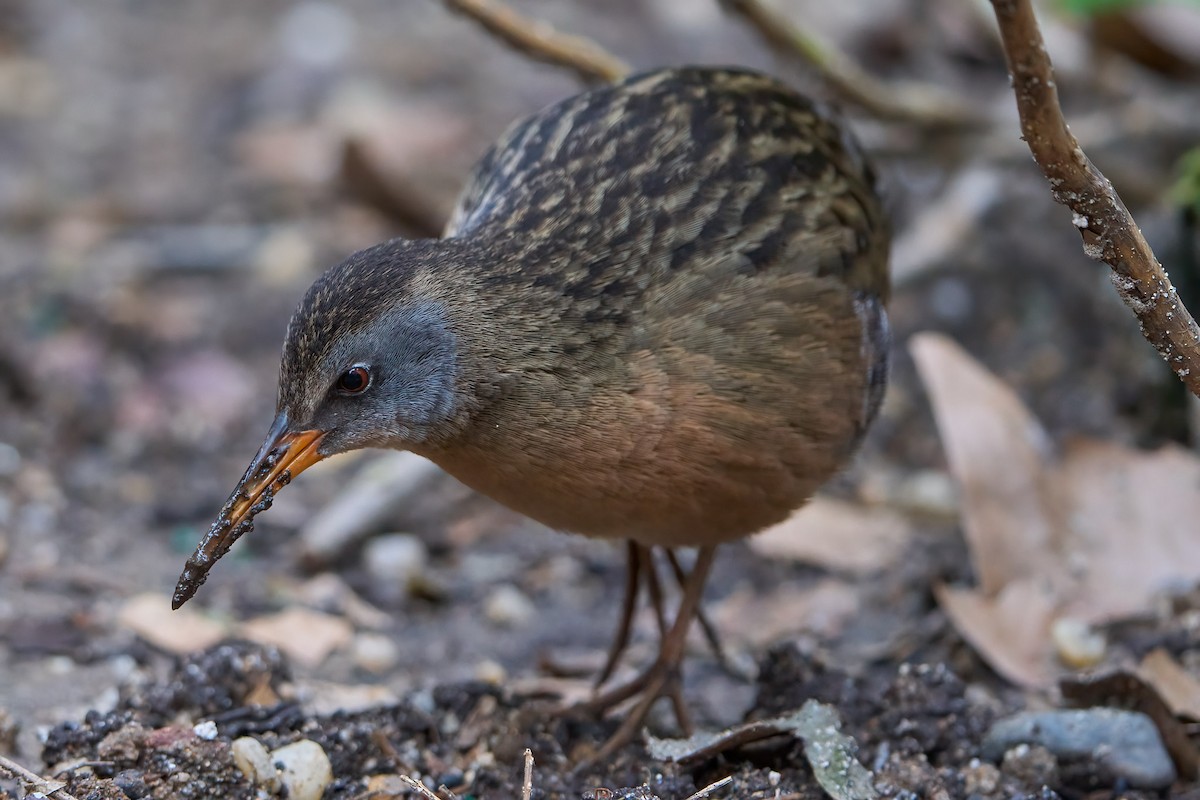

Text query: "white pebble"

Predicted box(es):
[475, 658, 507, 685]
[193, 720, 218, 740]
[364, 533, 428, 585]
[352, 632, 400, 673]
[483, 584, 535, 627]
[232, 737, 280, 793]
[1052, 617, 1106, 668]
[270, 739, 333, 800]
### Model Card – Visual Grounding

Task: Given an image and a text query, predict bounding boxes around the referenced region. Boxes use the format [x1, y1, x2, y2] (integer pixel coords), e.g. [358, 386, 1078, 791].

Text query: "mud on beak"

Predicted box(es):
[172, 412, 326, 609]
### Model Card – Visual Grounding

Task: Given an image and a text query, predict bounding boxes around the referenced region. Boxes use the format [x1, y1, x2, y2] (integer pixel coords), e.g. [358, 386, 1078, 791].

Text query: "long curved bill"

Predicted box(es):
[172, 412, 326, 609]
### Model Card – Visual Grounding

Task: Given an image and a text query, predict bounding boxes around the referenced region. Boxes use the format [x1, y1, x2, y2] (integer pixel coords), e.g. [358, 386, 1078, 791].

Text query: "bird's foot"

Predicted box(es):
[574, 653, 693, 762]
[567, 545, 718, 762]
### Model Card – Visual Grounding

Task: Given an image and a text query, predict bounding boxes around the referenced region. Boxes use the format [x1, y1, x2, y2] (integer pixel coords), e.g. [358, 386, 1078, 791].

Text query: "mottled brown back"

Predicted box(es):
[416, 67, 890, 546]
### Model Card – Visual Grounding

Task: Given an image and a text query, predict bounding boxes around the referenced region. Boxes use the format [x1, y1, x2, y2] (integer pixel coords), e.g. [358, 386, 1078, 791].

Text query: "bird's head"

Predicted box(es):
[172, 239, 466, 608]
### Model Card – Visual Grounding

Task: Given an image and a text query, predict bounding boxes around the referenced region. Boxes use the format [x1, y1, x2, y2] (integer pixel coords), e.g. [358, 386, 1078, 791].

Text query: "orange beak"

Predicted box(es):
[172, 412, 326, 609]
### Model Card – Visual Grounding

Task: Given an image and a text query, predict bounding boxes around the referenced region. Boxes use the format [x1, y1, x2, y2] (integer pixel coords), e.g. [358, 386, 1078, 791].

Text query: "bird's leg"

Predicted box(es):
[581, 546, 718, 759]
[642, 546, 668, 638]
[664, 548, 730, 671]
[593, 541, 643, 688]
[592, 543, 665, 690]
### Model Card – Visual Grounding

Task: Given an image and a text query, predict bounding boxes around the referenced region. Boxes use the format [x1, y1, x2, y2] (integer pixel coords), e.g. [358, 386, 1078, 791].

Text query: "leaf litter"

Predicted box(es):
[912, 332, 1200, 687]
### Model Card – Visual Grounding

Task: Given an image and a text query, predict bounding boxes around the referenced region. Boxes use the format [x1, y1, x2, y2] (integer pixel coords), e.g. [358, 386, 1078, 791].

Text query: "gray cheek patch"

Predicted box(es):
[387, 301, 460, 429]
[320, 300, 460, 443]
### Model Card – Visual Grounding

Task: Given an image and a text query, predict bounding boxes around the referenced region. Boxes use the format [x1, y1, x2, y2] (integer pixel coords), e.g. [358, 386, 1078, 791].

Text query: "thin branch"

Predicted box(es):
[0, 754, 80, 800]
[340, 139, 445, 238]
[719, 0, 980, 129]
[399, 774, 441, 800]
[684, 775, 734, 800]
[988, 0, 1200, 398]
[441, 0, 629, 85]
[520, 748, 533, 800]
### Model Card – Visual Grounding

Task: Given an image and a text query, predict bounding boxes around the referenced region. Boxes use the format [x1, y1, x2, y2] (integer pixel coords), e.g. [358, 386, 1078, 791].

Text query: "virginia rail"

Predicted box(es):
[173, 67, 891, 755]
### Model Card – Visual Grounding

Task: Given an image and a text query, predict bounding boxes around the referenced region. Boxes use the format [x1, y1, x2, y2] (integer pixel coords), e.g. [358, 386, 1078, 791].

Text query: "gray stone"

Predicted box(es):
[982, 708, 1175, 790]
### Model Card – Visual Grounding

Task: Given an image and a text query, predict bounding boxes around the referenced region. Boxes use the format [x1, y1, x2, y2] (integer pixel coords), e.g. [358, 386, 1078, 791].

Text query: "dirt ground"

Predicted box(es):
[1, 1, 1200, 798]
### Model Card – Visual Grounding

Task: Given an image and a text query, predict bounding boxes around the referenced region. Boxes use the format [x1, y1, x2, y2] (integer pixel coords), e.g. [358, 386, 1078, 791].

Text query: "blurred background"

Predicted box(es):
[0, 0, 1198, 781]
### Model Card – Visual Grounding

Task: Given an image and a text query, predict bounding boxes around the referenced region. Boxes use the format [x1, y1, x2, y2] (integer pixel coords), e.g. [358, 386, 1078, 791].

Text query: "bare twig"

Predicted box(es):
[719, 0, 979, 129]
[441, 0, 629, 84]
[399, 774, 442, 800]
[684, 775, 734, 800]
[521, 748, 533, 800]
[340, 140, 445, 238]
[988, 0, 1200, 398]
[0, 754, 80, 800]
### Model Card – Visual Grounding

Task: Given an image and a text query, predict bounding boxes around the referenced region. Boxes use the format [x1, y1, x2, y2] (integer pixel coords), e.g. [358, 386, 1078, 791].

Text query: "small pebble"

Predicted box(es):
[961, 758, 1000, 794]
[364, 533, 428, 586]
[192, 720, 218, 740]
[475, 658, 507, 685]
[483, 584, 535, 627]
[270, 739, 333, 800]
[895, 469, 958, 518]
[352, 632, 399, 673]
[114, 769, 149, 799]
[1051, 617, 1106, 668]
[983, 708, 1175, 789]
[93, 687, 119, 713]
[1001, 743, 1058, 788]
[232, 737, 281, 793]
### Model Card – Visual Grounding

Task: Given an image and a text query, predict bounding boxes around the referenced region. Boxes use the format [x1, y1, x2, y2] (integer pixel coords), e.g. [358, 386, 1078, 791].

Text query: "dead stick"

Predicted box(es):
[441, 0, 629, 84]
[520, 748, 533, 800]
[399, 774, 441, 800]
[684, 775, 733, 800]
[720, 0, 978, 129]
[0, 754, 80, 800]
[988, 0, 1200, 398]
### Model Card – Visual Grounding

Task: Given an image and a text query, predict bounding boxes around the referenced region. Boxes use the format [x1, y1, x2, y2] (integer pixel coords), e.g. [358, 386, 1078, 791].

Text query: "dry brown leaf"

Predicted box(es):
[118, 593, 227, 654]
[910, 333, 1064, 596]
[911, 333, 1200, 688]
[238, 608, 353, 668]
[713, 580, 860, 647]
[1058, 438, 1200, 622]
[1139, 648, 1200, 721]
[749, 496, 912, 574]
[934, 580, 1058, 688]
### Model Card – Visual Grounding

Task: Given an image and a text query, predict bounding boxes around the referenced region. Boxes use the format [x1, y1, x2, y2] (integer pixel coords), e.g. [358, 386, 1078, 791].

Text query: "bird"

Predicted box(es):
[172, 66, 891, 757]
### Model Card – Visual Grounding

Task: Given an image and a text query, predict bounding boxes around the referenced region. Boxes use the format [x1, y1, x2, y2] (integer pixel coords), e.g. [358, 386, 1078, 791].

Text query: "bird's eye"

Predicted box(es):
[336, 366, 371, 395]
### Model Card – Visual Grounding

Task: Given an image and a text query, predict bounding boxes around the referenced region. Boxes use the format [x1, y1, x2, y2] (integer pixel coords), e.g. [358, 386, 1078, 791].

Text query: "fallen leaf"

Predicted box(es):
[648, 701, 877, 799]
[238, 608, 353, 668]
[712, 580, 860, 648]
[934, 580, 1057, 688]
[118, 593, 228, 654]
[911, 333, 1200, 688]
[1057, 438, 1200, 622]
[910, 333, 1063, 596]
[1139, 648, 1200, 721]
[749, 496, 912, 574]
